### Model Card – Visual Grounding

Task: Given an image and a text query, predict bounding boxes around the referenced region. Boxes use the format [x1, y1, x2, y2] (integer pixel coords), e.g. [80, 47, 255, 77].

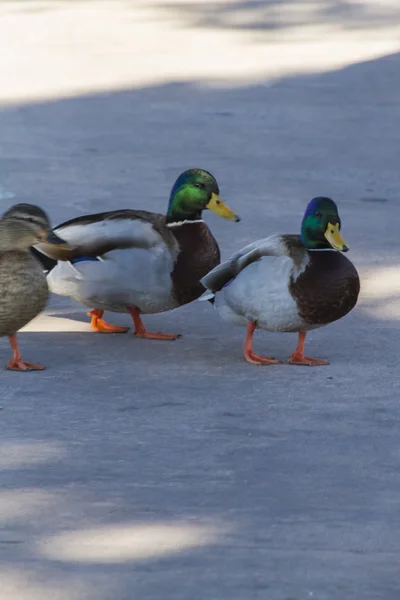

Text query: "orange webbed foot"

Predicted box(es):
[7, 359, 45, 371]
[88, 310, 129, 334]
[288, 331, 329, 366]
[91, 319, 129, 334]
[128, 307, 181, 341]
[244, 349, 280, 366]
[243, 321, 280, 366]
[133, 331, 181, 341]
[288, 355, 329, 366]
[7, 335, 46, 371]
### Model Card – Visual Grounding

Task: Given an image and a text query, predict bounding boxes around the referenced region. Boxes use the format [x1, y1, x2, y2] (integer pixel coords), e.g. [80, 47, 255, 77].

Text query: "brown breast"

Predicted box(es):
[290, 250, 360, 326]
[170, 222, 220, 306]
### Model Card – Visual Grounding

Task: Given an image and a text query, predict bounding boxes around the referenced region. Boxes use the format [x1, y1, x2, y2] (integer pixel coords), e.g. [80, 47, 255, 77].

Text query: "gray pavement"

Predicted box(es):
[1, 2, 400, 599]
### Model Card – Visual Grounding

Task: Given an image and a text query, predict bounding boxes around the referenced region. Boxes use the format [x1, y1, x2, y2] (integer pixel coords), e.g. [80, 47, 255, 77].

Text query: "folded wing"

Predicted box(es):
[34, 210, 175, 262]
[200, 234, 289, 294]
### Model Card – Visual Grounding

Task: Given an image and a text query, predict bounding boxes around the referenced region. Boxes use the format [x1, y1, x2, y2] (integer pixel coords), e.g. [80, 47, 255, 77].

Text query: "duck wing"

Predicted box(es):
[200, 234, 305, 294]
[34, 209, 177, 262]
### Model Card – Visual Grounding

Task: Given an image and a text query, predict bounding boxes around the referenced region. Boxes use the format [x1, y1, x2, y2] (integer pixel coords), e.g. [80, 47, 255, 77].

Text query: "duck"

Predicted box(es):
[199, 196, 360, 365]
[0, 203, 69, 371]
[33, 169, 240, 339]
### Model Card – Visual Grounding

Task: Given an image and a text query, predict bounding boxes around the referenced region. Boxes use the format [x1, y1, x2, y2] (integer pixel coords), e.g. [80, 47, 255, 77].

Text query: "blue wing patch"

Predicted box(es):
[222, 278, 234, 289]
[70, 256, 100, 265]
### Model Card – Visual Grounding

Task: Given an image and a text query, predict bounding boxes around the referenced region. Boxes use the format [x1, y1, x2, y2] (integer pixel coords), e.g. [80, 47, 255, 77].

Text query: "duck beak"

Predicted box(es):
[42, 230, 71, 247]
[324, 222, 349, 252]
[206, 193, 240, 222]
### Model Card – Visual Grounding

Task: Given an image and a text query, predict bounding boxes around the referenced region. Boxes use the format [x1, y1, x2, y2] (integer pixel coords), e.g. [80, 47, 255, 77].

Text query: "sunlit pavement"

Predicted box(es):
[1, 1, 400, 599]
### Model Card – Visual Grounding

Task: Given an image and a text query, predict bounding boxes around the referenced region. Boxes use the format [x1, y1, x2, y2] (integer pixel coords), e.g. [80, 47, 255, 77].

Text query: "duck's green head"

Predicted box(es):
[166, 169, 240, 224]
[300, 197, 349, 252]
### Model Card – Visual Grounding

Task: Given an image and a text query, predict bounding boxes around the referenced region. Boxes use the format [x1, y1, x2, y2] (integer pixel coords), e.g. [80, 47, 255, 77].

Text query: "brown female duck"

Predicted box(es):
[0, 203, 68, 370]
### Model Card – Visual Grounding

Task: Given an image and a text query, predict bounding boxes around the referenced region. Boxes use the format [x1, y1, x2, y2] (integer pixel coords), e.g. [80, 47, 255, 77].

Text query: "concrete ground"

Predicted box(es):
[1, 1, 400, 598]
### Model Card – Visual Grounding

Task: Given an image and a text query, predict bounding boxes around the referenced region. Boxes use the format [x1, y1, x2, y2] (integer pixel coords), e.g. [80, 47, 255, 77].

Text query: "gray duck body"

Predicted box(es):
[201, 233, 360, 333]
[0, 250, 48, 336]
[39, 212, 222, 314]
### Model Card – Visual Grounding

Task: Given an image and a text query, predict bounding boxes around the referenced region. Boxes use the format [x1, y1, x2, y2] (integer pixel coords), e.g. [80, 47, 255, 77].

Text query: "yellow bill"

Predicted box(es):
[324, 222, 349, 252]
[206, 193, 240, 222]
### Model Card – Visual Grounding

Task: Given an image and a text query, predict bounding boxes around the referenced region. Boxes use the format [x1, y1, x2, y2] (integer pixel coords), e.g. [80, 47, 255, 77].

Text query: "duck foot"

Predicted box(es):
[7, 335, 45, 371]
[245, 350, 280, 366]
[129, 307, 181, 340]
[88, 309, 129, 334]
[288, 355, 329, 366]
[7, 360, 45, 371]
[243, 322, 280, 366]
[288, 332, 328, 366]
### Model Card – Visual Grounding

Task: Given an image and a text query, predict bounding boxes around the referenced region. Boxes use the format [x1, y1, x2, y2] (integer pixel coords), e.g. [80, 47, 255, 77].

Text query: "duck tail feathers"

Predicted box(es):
[198, 289, 215, 302]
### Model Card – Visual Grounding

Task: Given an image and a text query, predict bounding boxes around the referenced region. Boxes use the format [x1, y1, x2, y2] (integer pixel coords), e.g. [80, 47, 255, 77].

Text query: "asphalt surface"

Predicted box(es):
[1, 2, 400, 599]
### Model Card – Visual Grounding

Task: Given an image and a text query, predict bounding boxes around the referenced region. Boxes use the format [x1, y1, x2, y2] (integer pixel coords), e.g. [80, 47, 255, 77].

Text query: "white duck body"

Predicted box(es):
[202, 235, 311, 332]
[47, 248, 177, 314]
[200, 233, 359, 334]
[36, 207, 224, 316]
[38, 212, 181, 314]
[217, 264, 311, 333]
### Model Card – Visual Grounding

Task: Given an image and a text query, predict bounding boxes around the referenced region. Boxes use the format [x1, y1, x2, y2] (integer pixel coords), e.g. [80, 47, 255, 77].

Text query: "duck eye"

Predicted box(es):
[315, 211, 321, 218]
[194, 183, 204, 189]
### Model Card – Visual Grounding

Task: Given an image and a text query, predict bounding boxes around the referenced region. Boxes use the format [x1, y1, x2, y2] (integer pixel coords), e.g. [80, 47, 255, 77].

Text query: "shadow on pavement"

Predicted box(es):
[0, 42, 400, 600]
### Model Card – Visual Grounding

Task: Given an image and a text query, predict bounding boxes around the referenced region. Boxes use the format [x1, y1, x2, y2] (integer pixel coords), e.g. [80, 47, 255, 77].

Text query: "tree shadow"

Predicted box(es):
[152, 0, 399, 34]
[4, 0, 400, 34]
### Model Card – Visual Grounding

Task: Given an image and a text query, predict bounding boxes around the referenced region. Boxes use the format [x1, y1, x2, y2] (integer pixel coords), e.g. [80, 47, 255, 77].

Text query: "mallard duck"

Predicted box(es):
[200, 196, 360, 365]
[0, 203, 69, 371]
[34, 169, 239, 339]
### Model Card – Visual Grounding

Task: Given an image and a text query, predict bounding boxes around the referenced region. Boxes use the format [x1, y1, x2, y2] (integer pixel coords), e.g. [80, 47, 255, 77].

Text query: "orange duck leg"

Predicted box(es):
[87, 309, 129, 334]
[7, 334, 45, 371]
[243, 322, 280, 366]
[129, 307, 180, 340]
[288, 331, 328, 366]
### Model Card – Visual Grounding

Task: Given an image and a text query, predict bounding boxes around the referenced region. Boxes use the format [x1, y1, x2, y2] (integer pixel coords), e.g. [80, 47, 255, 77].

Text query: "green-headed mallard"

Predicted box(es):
[34, 169, 239, 339]
[0, 203, 68, 371]
[200, 197, 360, 365]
